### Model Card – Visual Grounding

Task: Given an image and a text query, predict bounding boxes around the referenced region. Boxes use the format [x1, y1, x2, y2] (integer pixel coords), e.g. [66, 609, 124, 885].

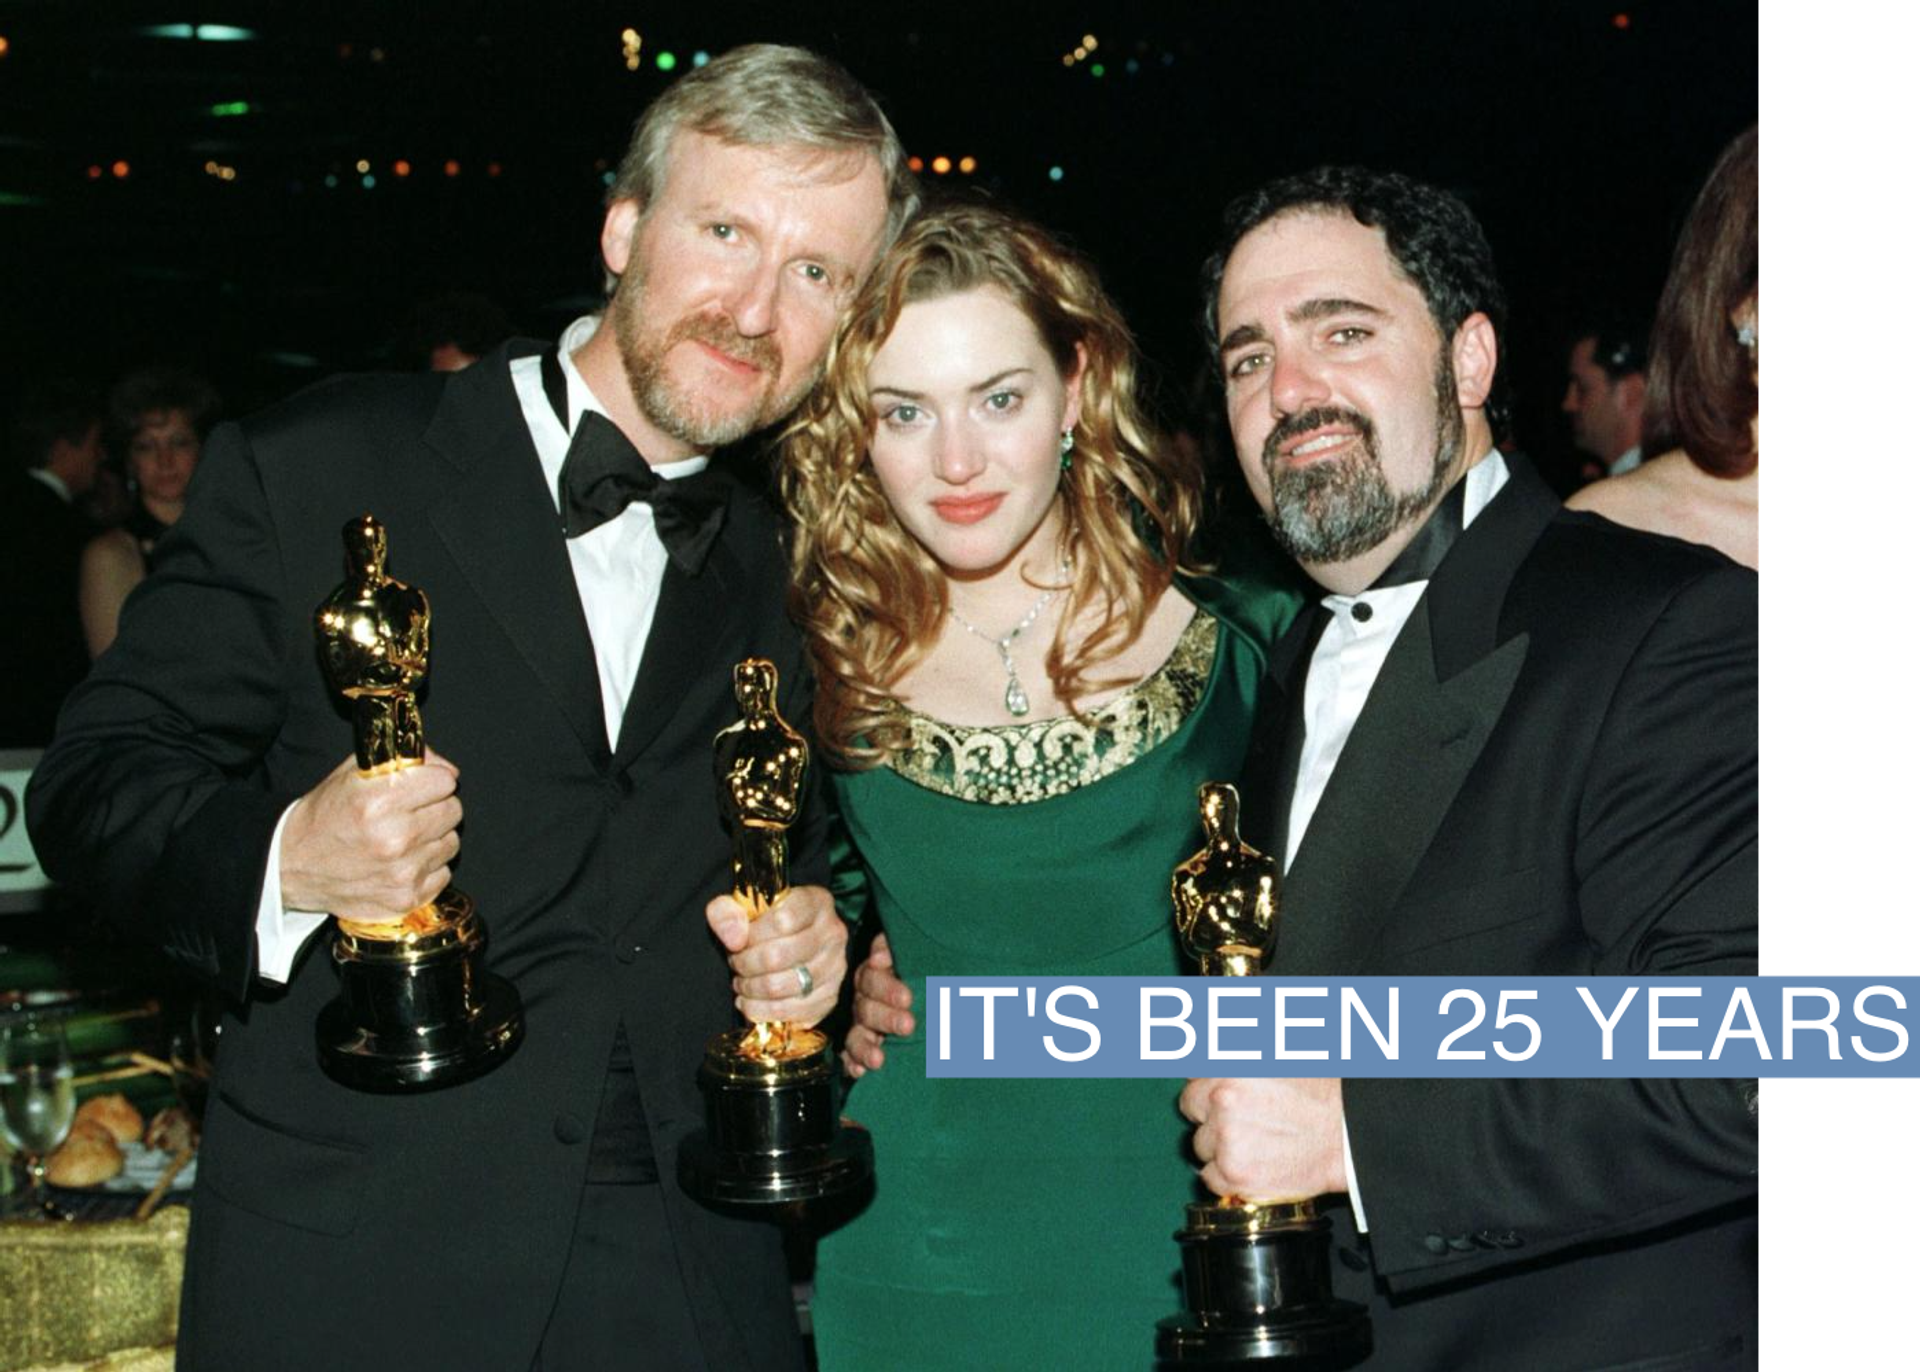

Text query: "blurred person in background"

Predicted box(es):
[399, 291, 515, 372]
[1, 379, 103, 744]
[1569, 128, 1757, 569]
[1561, 313, 1648, 481]
[78, 366, 221, 656]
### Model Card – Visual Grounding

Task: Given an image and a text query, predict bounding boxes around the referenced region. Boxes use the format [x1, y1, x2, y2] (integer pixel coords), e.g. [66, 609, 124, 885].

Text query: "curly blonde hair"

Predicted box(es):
[779, 200, 1203, 766]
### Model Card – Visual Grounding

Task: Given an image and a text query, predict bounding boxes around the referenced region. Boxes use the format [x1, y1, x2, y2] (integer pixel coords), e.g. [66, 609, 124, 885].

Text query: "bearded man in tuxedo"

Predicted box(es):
[1181, 166, 1758, 1371]
[31, 44, 917, 1372]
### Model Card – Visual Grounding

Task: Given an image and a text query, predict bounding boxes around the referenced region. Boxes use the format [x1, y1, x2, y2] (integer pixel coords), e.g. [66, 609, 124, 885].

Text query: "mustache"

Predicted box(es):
[672, 311, 782, 376]
[1260, 406, 1375, 466]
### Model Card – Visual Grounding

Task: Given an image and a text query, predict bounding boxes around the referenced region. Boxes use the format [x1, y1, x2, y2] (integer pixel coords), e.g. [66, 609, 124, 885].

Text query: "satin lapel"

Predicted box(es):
[422, 353, 612, 772]
[1239, 606, 1326, 865]
[1424, 456, 1560, 681]
[1270, 598, 1527, 975]
[610, 487, 746, 771]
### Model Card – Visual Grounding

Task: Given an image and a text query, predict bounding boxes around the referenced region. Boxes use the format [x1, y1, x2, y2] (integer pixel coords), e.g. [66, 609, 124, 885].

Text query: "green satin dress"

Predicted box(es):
[810, 577, 1298, 1371]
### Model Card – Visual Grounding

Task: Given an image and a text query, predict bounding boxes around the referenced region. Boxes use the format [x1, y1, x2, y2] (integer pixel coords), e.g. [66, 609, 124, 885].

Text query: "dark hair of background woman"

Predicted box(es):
[1644, 127, 1758, 478]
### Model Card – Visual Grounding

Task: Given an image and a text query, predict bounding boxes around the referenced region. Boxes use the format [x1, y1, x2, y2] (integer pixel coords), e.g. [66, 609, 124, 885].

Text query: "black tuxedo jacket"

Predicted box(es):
[1240, 460, 1758, 1371]
[29, 345, 822, 1371]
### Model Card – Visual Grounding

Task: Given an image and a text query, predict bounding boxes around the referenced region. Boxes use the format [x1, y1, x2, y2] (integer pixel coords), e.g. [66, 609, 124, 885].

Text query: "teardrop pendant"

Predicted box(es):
[1005, 677, 1031, 717]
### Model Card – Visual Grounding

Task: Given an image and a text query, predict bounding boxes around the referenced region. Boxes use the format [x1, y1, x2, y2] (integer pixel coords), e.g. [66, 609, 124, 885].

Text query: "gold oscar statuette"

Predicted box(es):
[311, 514, 523, 1091]
[678, 659, 873, 1206]
[1156, 782, 1372, 1367]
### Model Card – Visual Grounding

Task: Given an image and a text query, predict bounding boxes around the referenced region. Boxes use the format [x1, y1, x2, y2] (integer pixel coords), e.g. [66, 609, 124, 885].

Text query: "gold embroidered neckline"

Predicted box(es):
[884, 611, 1219, 805]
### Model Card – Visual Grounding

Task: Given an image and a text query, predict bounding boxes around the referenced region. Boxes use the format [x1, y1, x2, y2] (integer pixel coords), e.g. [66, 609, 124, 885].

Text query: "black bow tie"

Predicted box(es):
[545, 353, 726, 574]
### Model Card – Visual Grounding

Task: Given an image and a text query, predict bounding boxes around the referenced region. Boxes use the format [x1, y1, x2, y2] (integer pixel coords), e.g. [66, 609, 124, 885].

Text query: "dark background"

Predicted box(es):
[0, 1, 1757, 487]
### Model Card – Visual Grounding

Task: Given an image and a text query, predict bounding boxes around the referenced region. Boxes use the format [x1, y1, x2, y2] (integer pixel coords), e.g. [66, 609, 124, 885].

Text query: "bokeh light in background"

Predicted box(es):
[0, 0, 1755, 479]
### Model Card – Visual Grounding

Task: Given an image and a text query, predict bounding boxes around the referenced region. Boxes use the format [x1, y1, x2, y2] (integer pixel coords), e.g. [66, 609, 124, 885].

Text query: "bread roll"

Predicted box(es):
[74, 1091, 144, 1144]
[70, 1118, 114, 1145]
[45, 1121, 125, 1187]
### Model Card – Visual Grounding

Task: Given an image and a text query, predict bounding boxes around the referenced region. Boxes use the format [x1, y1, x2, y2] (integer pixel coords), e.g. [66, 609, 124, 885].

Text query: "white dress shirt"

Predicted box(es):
[1607, 444, 1643, 477]
[1284, 450, 1509, 1228]
[255, 315, 707, 983]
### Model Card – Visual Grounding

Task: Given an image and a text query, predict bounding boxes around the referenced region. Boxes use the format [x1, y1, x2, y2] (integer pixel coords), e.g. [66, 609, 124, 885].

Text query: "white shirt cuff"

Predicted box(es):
[255, 802, 330, 985]
[1342, 1119, 1369, 1233]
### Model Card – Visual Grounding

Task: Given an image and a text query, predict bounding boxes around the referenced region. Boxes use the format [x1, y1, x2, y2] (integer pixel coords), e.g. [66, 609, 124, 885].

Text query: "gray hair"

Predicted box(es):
[609, 44, 918, 254]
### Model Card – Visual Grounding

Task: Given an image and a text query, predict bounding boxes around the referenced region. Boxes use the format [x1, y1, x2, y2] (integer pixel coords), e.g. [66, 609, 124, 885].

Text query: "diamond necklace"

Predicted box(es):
[947, 561, 1071, 718]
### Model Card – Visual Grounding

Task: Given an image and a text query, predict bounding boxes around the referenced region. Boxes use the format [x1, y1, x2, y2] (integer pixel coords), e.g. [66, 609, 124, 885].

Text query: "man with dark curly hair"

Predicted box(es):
[1185, 165, 1758, 1370]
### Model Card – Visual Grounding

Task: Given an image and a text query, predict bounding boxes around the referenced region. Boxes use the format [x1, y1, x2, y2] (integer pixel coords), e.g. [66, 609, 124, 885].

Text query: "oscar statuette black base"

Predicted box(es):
[316, 893, 525, 1092]
[1156, 1200, 1372, 1368]
[678, 1119, 874, 1207]
[678, 1026, 874, 1206]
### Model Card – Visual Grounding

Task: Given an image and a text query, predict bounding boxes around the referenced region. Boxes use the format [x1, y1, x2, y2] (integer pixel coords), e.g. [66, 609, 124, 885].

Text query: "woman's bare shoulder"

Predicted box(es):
[80, 526, 143, 573]
[1565, 450, 1697, 529]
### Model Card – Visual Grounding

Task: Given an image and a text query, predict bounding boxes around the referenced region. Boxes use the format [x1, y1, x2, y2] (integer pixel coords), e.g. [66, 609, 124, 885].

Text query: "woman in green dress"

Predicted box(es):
[778, 201, 1299, 1369]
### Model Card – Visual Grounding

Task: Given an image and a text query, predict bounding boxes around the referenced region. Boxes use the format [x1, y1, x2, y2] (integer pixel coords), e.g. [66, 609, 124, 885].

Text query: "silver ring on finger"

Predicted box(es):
[794, 963, 814, 998]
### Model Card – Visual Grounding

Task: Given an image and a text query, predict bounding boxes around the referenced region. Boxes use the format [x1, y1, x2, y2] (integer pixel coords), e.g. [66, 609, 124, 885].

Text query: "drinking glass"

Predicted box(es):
[1, 1014, 76, 1220]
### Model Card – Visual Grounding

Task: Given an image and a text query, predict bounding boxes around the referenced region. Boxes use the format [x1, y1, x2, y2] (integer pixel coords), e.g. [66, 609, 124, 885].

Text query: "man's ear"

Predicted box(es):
[1451, 312, 1498, 410]
[601, 199, 643, 278]
[1617, 371, 1648, 423]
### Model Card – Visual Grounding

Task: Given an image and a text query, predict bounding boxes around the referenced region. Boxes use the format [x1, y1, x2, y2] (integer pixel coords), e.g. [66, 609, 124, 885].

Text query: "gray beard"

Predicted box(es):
[609, 264, 813, 451]
[1261, 359, 1463, 565]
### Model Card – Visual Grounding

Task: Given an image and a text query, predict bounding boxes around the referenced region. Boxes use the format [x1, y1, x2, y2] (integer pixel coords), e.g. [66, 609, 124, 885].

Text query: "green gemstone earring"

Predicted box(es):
[1059, 429, 1075, 473]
